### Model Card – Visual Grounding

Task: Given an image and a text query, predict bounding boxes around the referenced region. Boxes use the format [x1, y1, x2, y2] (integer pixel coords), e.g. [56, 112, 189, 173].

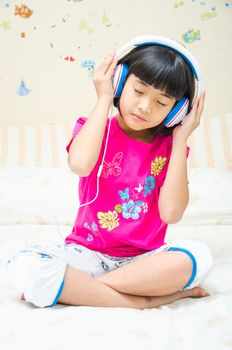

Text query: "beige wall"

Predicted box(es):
[0, 0, 231, 125]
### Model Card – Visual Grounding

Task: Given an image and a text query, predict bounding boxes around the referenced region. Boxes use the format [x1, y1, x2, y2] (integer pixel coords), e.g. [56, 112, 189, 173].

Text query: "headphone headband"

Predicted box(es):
[115, 35, 203, 96]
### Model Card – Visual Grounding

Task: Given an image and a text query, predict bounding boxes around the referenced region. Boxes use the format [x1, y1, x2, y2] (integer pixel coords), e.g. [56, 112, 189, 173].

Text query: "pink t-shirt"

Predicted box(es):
[65, 115, 178, 257]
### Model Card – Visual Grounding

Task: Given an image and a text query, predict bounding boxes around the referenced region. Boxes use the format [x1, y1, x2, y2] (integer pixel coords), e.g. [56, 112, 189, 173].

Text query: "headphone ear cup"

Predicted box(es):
[113, 63, 128, 98]
[164, 97, 189, 127]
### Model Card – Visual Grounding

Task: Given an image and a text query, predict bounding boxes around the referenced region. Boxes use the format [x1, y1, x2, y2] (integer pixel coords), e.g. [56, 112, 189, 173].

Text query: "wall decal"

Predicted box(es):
[64, 56, 76, 61]
[201, 11, 218, 20]
[14, 4, 33, 19]
[0, 20, 11, 30]
[79, 19, 93, 34]
[102, 11, 112, 26]
[81, 59, 96, 77]
[17, 79, 31, 96]
[174, 1, 185, 10]
[182, 29, 201, 44]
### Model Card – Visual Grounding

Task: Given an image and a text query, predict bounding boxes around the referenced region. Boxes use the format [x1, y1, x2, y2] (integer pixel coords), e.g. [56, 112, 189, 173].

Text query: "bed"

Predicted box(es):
[0, 114, 232, 350]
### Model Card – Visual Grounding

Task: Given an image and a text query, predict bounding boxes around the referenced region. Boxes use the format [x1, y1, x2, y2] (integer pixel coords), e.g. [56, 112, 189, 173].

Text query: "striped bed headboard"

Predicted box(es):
[0, 113, 231, 171]
[0, 121, 72, 168]
[187, 113, 232, 171]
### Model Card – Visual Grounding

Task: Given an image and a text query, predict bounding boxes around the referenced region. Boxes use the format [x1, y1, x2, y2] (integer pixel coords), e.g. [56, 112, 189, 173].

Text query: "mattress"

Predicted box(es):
[0, 166, 232, 349]
[1, 109, 232, 349]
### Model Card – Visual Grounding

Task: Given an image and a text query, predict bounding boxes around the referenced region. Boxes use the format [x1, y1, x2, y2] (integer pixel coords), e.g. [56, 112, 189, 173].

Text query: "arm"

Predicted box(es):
[68, 51, 118, 176]
[158, 91, 206, 224]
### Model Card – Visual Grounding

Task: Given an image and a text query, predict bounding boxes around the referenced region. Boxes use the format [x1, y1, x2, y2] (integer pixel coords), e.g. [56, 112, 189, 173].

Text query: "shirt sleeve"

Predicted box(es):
[155, 135, 190, 189]
[66, 116, 87, 153]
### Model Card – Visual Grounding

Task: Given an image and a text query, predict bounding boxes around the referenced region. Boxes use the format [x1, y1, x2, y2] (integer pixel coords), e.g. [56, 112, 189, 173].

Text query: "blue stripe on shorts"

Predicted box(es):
[49, 279, 65, 307]
[166, 247, 197, 289]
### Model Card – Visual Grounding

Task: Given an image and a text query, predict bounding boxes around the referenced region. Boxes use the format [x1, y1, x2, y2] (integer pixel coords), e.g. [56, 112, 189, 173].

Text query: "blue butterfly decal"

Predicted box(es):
[118, 187, 129, 201]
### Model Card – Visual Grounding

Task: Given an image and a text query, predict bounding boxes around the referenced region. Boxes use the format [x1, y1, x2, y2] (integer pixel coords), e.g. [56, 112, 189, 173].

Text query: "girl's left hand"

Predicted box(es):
[172, 91, 206, 142]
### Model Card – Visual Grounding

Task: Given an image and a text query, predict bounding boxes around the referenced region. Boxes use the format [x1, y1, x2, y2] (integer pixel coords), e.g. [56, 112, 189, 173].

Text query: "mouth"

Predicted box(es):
[131, 113, 146, 121]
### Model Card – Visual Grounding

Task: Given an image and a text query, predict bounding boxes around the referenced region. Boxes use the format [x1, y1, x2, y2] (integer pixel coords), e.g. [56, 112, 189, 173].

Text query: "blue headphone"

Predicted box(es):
[113, 35, 203, 127]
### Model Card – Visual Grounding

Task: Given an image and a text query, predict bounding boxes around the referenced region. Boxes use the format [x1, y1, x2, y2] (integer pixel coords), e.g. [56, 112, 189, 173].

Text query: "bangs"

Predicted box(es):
[130, 58, 186, 100]
[119, 45, 195, 102]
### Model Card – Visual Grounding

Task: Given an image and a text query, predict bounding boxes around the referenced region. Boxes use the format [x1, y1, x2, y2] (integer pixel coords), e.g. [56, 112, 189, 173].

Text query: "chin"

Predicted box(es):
[124, 118, 142, 130]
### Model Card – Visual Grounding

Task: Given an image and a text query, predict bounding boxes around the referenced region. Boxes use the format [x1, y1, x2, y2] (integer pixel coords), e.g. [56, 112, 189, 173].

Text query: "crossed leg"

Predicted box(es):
[56, 250, 209, 309]
[96, 250, 194, 296]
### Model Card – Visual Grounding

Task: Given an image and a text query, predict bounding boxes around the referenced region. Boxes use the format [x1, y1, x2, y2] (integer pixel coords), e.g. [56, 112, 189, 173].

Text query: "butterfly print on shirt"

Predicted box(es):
[118, 187, 129, 201]
[101, 152, 123, 178]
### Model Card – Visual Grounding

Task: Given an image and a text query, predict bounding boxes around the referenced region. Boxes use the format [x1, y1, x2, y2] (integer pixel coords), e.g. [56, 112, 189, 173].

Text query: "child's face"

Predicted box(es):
[118, 74, 177, 133]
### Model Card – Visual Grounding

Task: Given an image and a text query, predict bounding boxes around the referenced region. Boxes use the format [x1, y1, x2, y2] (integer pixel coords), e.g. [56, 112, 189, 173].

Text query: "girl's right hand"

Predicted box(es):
[93, 51, 118, 102]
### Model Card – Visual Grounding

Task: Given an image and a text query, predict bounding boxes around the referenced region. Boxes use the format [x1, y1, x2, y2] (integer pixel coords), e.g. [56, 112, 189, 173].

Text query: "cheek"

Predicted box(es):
[149, 108, 171, 126]
[119, 90, 132, 111]
[158, 104, 174, 118]
[149, 117, 164, 128]
[118, 97, 127, 116]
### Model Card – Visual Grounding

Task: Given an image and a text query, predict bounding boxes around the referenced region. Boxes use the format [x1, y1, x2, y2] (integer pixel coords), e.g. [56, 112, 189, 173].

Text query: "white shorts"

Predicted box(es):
[6, 240, 213, 308]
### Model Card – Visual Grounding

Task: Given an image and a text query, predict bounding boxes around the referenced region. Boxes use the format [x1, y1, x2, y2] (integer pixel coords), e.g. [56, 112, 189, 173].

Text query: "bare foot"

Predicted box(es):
[146, 286, 210, 309]
[20, 293, 25, 301]
[185, 286, 210, 298]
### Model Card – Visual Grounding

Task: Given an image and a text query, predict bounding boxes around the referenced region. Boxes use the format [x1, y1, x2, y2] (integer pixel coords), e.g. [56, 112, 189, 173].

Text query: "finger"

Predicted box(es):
[189, 95, 199, 117]
[196, 91, 206, 121]
[105, 56, 118, 77]
[97, 51, 117, 74]
[104, 50, 116, 59]
[191, 91, 204, 114]
[198, 91, 206, 111]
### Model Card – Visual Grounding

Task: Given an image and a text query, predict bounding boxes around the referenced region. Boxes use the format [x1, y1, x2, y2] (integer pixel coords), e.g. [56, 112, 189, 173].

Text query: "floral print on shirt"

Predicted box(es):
[143, 176, 155, 197]
[151, 156, 167, 176]
[121, 199, 144, 220]
[97, 210, 120, 231]
[96, 155, 167, 233]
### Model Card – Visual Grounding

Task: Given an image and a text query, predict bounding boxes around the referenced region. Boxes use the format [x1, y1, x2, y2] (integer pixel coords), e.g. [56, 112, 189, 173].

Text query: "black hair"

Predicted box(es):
[114, 44, 196, 136]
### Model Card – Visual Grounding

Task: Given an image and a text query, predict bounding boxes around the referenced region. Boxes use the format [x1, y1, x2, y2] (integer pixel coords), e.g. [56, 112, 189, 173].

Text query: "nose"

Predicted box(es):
[137, 98, 151, 114]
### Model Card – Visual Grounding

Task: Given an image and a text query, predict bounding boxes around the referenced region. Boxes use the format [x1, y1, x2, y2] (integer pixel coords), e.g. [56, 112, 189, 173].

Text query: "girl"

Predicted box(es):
[8, 37, 213, 309]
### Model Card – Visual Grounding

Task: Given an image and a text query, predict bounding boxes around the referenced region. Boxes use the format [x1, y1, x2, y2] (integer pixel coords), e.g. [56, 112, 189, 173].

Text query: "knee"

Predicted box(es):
[7, 251, 66, 308]
[174, 240, 213, 289]
[170, 240, 213, 274]
[168, 240, 214, 289]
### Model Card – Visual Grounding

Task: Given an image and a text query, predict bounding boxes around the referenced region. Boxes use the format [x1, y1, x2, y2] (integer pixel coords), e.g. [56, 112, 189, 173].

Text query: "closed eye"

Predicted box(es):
[157, 101, 167, 107]
[134, 89, 143, 95]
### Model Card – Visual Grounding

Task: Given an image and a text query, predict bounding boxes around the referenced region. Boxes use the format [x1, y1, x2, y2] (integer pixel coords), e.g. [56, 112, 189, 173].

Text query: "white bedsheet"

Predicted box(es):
[0, 166, 232, 349]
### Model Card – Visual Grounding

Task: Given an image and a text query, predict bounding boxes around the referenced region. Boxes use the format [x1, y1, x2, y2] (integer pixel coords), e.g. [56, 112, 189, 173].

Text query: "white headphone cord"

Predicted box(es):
[54, 103, 114, 241]
[78, 102, 114, 208]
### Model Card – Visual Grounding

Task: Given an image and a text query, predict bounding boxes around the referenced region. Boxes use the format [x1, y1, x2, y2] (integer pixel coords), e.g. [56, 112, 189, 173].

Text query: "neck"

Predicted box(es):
[117, 114, 155, 144]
